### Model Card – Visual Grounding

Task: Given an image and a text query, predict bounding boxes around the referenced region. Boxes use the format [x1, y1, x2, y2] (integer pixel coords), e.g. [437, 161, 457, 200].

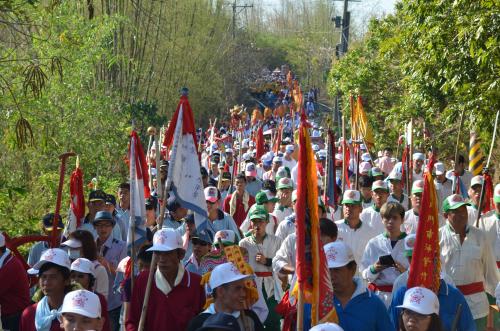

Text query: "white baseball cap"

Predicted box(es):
[359, 161, 372, 174]
[312, 144, 320, 152]
[209, 262, 252, 290]
[61, 290, 101, 319]
[470, 175, 484, 188]
[204, 186, 219, 203]
[285, 144, 295, 153]
[70, 258, 95, 276]
[225, 148, 233, 154]
[214, 230, 236, 246]
[245, 162, 257, 177]
[0, 232, 5, 247]
[397, 286, 440, 315]
[413, 152, 425, 161]
[147, 228, 183, 252]
[372, 180, 389, 192]
[388, 171, 402, 181]
[242, 153, 251, 161]
[29, 248, 71, 274]
[434, 162, 445, 176]
[361, 153, 371, 162]
[310, 323, 344, 331]
[324, 242, 355, 269]
[273, 156, 283, 164]
[341, 190, 362, 205]
[61, 238, 82, 249]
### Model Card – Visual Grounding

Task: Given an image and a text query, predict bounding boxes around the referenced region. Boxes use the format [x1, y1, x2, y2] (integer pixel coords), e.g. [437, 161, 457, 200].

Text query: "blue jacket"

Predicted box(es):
[389, 279, 476, 331]
[302, 278, 394, 331]
[334, 279, 395, 331]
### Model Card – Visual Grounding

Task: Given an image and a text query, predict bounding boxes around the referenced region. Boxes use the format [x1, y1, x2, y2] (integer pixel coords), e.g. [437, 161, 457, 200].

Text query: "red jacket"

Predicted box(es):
[19, 303, 63, 331]
[223, 194, 255, 227]
[97, 292, 111, 331]
[0, 252, 30, 317]
[126, 269, 205, 331]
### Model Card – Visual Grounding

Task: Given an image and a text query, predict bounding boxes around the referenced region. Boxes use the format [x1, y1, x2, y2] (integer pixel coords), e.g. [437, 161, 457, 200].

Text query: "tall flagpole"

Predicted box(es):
[474, 110, 499, 227]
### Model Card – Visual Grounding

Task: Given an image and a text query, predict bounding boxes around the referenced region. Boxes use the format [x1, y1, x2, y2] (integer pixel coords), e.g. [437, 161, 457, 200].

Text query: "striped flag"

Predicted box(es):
[407, 155, 441, 292]
[163, 90, 208, 230]
[469, 131, 484, 176]
[324, 129, 337, 209]
[295, 112, 338, 326]
[127, 130, 150, 250]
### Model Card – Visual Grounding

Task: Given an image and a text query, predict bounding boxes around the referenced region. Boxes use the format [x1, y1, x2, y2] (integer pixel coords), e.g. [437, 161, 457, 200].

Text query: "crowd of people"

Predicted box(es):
[1, 70, 500, 331]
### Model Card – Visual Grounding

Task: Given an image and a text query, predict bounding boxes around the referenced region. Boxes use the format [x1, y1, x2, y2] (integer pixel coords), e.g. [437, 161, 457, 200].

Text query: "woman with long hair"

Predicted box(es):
[397, 287, 445, 331]
[61, 229, 109, 296]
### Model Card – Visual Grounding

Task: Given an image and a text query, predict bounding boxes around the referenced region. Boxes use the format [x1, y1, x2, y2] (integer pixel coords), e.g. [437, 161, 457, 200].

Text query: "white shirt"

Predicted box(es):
[403, 209, 419, 234]
[273, 205, 293, 224]
[478, 211, 500, 265]
[439, 222, 499, 319]
[335, 219, 377, 272]
[361, 233, 409, 307]
[387, 193, 410, 211]
[275, 214, 296, 241]
[272, 233, 296, 274]
[282, 157, 297, 173]
[360, 206, 384, 235]
[467, 205, 480, 226]
[239, 234, 283, 300]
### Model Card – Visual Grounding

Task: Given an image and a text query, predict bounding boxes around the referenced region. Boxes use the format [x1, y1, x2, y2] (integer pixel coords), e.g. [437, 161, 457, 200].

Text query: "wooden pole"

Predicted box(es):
[296, 287, 305, 331]
[474, 110, 499, 227]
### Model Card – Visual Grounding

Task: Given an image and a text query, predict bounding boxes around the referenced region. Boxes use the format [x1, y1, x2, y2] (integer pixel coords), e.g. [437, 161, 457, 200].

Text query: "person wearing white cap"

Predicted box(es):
[360, 180, 390, 234]
[262, 156, 282, 181]
[69, 258, 111, 331]
[387, 171, 410, 211]
[323, 242, 394, 330]
[20, 248, 72, 331]
[396, 287, 445, 331]
[479, 183, 500, 269]
[222, 175, 256, 228]
[59, 290, 103, 331]
[309, 323, 344, 331]
[239, 205, 282, 330]
[282, 144, 297, 171]
[335, 190, 378, 273]
[412, 152, 426, 183]
[361, 202, 409, 307]
[433, 162, 452, 214]
[439, 194, 499, 329]
[0, 232, 30, 331]
[389, 235, 476, 331]
[198, 185, 240, 242]
[186, 262, 264, 331]
[402, 180, 424, 234]
[244, 162, 263, 198]
[126, 228, 205, 331]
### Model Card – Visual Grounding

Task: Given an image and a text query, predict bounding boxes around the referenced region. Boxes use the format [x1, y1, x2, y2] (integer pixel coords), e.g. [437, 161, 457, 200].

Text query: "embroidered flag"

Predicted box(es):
[295, 112, 338, 325]
[407, 156, 441, 292]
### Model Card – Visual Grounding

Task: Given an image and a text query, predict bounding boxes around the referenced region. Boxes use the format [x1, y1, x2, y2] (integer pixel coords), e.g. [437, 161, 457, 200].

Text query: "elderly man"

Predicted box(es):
[126, 228, 205, 331]
[439, 194, 499, 330]
[187, 262, 264, 331]
[324, 241, 394, 330]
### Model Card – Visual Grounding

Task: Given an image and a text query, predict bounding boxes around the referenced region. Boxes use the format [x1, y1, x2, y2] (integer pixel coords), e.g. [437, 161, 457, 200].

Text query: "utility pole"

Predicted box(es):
[232, 0, 253, 39]
[340, 0, 350, 54]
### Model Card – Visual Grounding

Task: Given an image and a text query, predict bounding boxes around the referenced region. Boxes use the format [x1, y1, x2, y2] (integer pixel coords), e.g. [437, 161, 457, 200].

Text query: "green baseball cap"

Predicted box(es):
[277, 177, 294, 190]
[411, 180, 424, 194]
[372, 180, 389, 192]
[249, 205, 269, 222]
[255, 190, 279, 204]
[341, 190, 362, 205]
[371, 167, 383, 177]
[442, 194, 470, 213]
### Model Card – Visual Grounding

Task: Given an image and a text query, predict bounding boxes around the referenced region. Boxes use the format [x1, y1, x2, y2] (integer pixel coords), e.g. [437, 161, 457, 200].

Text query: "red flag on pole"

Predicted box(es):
[68, 161, 85, 232]
[255, 124, 265, 160]
[295, 112, 338, 326]
[407, 155, 441, 292]
[483, 173, 495, 214]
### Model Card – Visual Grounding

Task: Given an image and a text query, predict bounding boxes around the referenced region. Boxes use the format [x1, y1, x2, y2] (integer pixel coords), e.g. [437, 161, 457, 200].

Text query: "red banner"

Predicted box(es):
[407, 156, 441, 292]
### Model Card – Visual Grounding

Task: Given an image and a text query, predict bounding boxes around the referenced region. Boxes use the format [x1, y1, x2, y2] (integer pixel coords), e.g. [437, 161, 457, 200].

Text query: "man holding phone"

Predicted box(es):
[361, 202, 409, 307]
